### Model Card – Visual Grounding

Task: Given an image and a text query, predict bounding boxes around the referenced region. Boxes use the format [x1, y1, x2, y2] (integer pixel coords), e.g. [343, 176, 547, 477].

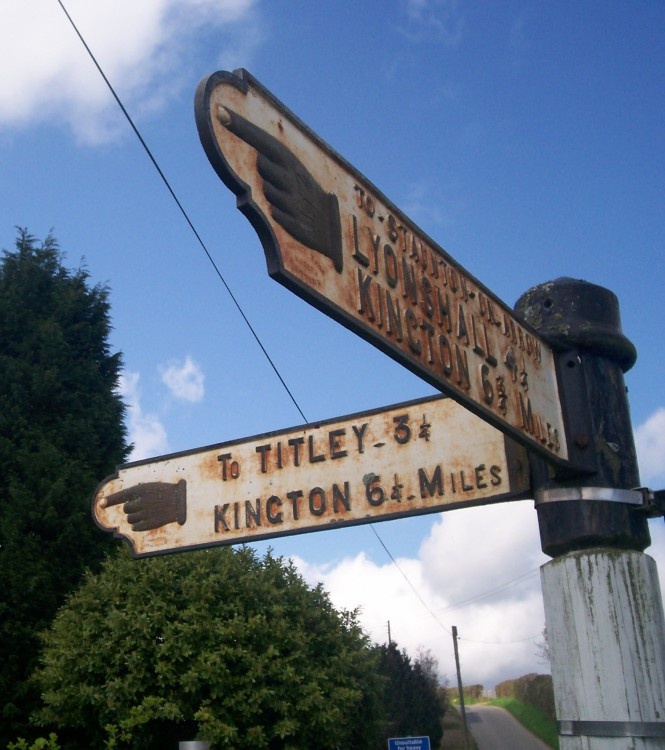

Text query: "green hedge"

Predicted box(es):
[495, 673, 555, 721]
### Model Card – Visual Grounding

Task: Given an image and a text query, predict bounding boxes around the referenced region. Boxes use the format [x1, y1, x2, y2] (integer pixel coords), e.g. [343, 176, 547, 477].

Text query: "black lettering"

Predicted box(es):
[437, 289, 453, 333]
[472, 315, 486, 359]
[421, 276, 434, 318]
[481, 363, 494, 405]
[218, 454, 240, 480]
[490, 465, 502, 486]
[484, 323, 498, 366]
[370, 233, 381, 275]
[365, 475, 385, 506]
[309, 487, 326, 516]
[353, 422, 369, 453]
[384, 243, 398, 287]
[386, 289, 403, 340]
[455, 345, 471, 390]
[308, 435, 325, 463]
[431, 249, 440, 278]
[448, 266, 459, 293]
[214, 504, 230, 532]
[352, 214, 369, 266]
[405, 309, 421, 354]
[534, 338, 542, 363]
[387, 213, 399, 242]
[525, 332, 534, 356]
[420, 244, 428, 273]
[460, 275, 470, 302]
[479, 293, 501, 327]
[357, 269, 376, 321]
[439, 335, 453, 377]
[218, 453, 232, 480]
[329, 428, 347, 460]
[475, 464, 487, 489]
[245, 499, 261, 527]
[287, 490, 302, 520]
[288, 437, 304, 466]
[255, 444, 271, 473]
[375, 284, 385, 329]
[393, 415, 411, 444]
[402, 256, 418, 305]
[332, 482, 351, 512]
[409, 235, 420, 263]
[519, 392, 534, 434]
[421, 320, 436, 364]
[418, 466, 444, 498]
[456, 304, 469, 345]
[266, 495, 283, 524]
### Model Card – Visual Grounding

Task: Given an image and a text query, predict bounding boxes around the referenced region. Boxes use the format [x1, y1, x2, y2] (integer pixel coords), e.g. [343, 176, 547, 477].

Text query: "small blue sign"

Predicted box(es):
[387, 737, 431, 750]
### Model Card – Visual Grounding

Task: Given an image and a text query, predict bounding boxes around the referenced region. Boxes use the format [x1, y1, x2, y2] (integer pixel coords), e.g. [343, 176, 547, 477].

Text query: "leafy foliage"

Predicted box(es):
[374, 642, 445, 748]
[0, 230, 129, 744]
[7, 735, 61, 750]
[33, 546, 384, 749]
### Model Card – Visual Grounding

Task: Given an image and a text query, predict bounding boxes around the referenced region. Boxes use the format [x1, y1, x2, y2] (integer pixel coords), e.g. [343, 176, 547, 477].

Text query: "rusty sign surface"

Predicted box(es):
[195, 69, 571, 465]
[93, 395, 530, 557]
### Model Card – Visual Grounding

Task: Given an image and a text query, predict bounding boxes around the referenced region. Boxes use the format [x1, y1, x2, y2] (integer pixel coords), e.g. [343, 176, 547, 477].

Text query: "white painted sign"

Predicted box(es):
[195, 68, 569, 464]
[93, 396, 529, 557]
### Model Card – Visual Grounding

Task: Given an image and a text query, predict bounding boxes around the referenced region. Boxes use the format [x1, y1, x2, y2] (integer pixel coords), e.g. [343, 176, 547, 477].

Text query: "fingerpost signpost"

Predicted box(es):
[94, 69, 665, 748]
[94, 395, 529, 557]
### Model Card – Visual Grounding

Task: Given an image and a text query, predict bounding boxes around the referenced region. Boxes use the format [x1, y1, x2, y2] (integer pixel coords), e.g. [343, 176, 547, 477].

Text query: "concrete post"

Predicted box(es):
[515, 278, 665, 748]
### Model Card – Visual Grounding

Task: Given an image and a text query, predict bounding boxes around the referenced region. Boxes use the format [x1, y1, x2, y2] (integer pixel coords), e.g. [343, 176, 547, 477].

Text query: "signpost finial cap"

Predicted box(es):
[515, 277, 636, 372]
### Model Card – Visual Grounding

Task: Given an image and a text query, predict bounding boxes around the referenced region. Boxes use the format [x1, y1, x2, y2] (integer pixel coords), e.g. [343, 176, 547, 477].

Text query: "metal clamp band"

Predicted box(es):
[535, 486, 646, 507]
[558, 720, 665, 738]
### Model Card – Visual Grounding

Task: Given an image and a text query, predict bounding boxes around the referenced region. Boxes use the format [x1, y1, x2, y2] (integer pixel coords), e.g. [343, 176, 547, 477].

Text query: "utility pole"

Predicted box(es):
[452, 626, 470, 750]
[515, 278, 665, 749]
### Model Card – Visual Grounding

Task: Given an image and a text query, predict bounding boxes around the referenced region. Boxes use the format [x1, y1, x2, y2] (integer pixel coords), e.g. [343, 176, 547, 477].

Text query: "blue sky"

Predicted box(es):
[2, 0, 663, 689]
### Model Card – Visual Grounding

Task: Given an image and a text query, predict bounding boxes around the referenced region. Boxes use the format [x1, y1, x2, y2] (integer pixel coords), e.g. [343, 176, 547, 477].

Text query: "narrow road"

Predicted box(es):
[463, 704, 552, 750]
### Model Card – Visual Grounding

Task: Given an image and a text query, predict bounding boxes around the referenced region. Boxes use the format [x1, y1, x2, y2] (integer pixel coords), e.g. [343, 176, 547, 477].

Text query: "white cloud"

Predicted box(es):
[118, 371, 168, 460]
[635, 408, 665, 486]
[401, 180, 465, 232]
[159, 355, 205, 402]
[398, 0, 464, 46]
[0, 0, 259, 143]
[295, 501, 549, 689]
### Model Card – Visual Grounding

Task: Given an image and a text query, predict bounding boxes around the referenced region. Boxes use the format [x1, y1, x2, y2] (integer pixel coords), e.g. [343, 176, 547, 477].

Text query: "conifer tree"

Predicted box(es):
[375, 641, 445, 748]
[0, 229, 129, 744]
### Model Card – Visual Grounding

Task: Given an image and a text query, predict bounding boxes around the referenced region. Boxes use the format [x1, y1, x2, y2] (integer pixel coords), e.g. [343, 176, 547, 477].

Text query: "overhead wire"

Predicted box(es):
[54, 0, 307, 425]
[370, 526, 452, 636]
[436, 567, 540, 614]
[55, 0, 542, 652]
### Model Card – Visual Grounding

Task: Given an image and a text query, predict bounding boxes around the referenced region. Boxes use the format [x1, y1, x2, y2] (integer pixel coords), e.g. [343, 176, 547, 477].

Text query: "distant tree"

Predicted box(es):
[32, 546, 385, 749]
[0, 229, 129, 744]
[414, 646, 442, 693]
[374, 642, 445, 748]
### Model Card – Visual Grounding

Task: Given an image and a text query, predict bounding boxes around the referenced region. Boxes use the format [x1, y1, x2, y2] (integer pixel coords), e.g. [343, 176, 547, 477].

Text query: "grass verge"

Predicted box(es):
[440, 705, 477, 750]
[489, 696, 559, 749]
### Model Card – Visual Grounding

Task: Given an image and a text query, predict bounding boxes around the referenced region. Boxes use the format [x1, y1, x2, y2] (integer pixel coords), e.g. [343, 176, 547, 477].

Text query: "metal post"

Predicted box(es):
[179, 742, 210, 750]
[515, 278, 665, 749]
[452, 626, 470, 750]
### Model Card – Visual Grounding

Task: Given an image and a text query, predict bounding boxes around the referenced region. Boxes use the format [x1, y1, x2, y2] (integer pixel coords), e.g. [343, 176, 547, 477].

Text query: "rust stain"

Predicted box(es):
[199, 451, 222, 482]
